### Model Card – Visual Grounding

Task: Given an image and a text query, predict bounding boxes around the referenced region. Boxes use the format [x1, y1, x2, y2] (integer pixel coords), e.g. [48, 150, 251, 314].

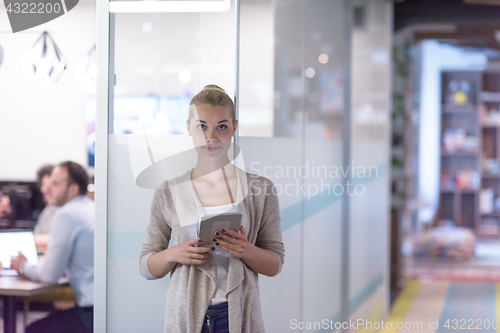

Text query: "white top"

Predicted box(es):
[202, 203, 236, 305]
[34, 204, 58, 235]
[23, 196, 95, 307]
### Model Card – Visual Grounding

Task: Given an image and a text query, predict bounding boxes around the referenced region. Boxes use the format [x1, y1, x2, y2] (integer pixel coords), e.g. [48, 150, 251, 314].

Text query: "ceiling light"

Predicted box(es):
[109, 0, 231, 13]
[318, 53, 329, 64]
[305, 67, 315, 78]
[28, 32, 66, 85]
[178, 70, 192, 83]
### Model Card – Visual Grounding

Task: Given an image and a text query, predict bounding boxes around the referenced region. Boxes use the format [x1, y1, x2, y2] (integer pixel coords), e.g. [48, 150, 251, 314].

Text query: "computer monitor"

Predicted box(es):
[0, 230, 39, 269]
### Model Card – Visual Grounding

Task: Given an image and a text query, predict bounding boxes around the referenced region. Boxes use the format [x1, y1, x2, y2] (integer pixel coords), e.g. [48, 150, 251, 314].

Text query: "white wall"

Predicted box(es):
[0, 1, 96, 181]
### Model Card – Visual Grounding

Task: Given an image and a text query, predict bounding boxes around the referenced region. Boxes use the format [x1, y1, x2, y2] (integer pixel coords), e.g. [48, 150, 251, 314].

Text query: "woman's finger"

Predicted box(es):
[213, 233, 234, 244]
[187, 253, 210, 260]
[187, 258, 206, 265]
[217, 242, 242, 258]
[188, 238, 204, 246]
[217, 230, 246, 243]
[217, 239, 242, 254]
[191, 246, 214, 254]
[220, 228, 245, 240]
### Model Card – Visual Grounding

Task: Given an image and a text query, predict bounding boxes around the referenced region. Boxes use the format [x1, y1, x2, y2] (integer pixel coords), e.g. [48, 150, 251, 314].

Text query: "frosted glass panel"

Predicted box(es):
[107, 135, 165, 332]
[239, 137, 303, 331]
[349, 0, 392, 323]
[100, 0, 393, 331]
[107, 5, 237, 331]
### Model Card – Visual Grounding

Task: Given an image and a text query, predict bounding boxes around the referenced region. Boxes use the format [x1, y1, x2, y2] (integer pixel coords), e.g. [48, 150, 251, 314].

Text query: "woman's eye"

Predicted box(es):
[218, 125, 227, 130]
[197, 124, 206, 130]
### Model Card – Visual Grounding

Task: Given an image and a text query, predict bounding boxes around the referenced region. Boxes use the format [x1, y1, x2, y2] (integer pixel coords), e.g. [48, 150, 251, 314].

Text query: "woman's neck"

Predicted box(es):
[192, 160, 236, 183]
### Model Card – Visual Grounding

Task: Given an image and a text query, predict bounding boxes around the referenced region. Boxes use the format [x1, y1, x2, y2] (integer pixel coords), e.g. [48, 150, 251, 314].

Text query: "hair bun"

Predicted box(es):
[203, 84, 226, 93]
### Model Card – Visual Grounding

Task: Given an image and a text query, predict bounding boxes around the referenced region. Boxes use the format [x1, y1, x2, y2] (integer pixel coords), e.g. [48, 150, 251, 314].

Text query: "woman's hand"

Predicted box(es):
[214, 226, 280, 276]
[213, 226, 249, 259]
[171, 238, 215, 265]
[147, 238, 214, 278]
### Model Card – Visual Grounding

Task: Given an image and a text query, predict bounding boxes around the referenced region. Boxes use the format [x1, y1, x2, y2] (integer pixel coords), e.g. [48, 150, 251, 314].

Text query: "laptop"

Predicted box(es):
[0, 230, 39, 276]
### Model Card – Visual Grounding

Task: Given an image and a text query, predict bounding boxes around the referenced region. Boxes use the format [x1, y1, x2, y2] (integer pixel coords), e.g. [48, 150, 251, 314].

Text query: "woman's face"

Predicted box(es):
[187, 104, 237, 162]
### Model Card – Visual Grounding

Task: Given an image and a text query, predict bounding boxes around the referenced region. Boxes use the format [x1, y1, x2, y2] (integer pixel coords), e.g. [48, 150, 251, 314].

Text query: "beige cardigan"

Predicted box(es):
[139, 168, 285, 333]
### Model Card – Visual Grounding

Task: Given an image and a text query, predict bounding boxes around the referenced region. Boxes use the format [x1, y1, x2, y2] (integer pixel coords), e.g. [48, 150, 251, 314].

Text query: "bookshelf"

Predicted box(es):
[438, 70, 500, 237]
[478, 70, 500, 236]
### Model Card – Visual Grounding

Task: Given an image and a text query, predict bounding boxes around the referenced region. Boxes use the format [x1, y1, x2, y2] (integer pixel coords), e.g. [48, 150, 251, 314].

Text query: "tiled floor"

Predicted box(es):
[385, 280, 499, 333]
[387, 238, 500, 332]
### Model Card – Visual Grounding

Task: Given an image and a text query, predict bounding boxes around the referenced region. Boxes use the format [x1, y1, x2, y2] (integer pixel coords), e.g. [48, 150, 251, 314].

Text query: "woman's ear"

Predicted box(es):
[186, 119, 192, 136]
[232, 119, 238, 136]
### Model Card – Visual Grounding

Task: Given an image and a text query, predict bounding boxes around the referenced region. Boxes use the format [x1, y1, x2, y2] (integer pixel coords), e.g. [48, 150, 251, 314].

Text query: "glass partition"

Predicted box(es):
[106, 4, 237, 332]
[96, 0, 392, 331]
[349, 0, 392, 324]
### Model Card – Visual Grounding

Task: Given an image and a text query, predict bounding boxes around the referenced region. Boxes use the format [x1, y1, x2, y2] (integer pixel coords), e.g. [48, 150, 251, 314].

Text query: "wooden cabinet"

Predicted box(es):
[438, 70, 500, 237]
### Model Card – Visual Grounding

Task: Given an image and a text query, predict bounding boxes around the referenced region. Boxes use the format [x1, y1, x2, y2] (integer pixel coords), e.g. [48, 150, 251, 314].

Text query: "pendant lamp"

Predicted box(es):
[29, 31, 66, 84]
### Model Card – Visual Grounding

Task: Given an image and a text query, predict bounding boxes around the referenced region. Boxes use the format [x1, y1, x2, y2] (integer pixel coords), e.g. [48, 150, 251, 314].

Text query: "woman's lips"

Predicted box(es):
[204, 146, 220, 152]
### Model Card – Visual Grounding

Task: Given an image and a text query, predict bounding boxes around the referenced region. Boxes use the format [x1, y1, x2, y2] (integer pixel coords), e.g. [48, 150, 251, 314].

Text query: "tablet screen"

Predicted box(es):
[198, 212, 242, 252]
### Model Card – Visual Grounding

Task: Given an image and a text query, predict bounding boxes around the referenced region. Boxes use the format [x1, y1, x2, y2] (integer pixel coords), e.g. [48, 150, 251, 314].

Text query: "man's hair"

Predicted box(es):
[36, 164, 54, 188]
[58, 161, 88, 196]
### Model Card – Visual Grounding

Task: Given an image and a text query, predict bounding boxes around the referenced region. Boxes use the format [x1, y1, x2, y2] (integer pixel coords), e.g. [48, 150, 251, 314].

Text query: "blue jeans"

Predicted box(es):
[201, 302, 229, 333]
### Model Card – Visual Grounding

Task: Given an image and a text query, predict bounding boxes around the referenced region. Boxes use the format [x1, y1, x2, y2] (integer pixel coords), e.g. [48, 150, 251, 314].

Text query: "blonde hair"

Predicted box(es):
[188, 85, 236, 124]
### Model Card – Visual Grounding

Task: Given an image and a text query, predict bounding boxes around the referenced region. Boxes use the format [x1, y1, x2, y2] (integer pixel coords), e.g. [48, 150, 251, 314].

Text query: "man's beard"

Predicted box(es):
[55, 187, 71, 206]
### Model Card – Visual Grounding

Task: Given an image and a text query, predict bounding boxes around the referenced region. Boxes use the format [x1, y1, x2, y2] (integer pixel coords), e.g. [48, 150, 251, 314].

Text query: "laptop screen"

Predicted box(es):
[0, 230, 39, 269]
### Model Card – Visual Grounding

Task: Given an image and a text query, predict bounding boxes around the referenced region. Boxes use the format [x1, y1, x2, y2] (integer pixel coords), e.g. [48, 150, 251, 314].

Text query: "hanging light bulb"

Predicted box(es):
[0, 44, 4, 67]
[28, 31, 66, 85]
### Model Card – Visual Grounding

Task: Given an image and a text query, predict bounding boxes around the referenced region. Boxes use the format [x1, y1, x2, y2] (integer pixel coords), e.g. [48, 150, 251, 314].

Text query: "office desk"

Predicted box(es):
[0, 275, 68, 333]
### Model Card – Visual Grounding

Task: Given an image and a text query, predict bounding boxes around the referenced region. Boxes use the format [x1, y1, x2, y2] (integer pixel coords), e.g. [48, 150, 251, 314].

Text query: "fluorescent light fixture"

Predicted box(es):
[109, 0, 231, 13]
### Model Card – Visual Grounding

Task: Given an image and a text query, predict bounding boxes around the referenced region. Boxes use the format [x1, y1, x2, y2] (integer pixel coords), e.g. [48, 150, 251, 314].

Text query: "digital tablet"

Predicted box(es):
[198, 212, 242, 252]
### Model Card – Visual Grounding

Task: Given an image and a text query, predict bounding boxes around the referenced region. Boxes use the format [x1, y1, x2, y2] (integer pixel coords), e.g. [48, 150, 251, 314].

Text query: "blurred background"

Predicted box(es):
[1, 0, 500, 332]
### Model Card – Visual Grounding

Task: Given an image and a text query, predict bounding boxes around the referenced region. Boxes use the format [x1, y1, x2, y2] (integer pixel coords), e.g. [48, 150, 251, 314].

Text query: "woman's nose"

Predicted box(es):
[204, 128, 218, 142]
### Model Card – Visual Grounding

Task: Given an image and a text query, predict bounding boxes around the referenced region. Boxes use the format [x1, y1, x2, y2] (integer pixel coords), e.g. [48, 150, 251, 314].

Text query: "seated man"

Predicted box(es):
[34, 164, 58, 253]
[0, 193, 12, 219]
[11, 161, 94, 333]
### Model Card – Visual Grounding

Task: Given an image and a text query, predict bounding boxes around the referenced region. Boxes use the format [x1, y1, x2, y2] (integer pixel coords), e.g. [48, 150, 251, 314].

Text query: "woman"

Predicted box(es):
[140, 85, 285, 333]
